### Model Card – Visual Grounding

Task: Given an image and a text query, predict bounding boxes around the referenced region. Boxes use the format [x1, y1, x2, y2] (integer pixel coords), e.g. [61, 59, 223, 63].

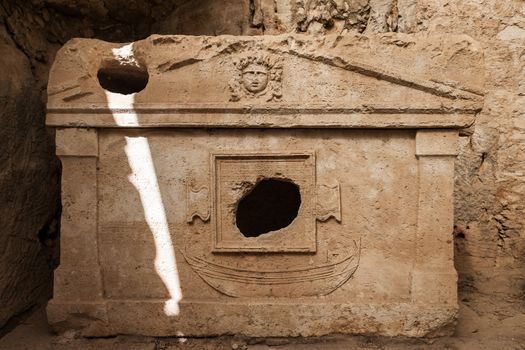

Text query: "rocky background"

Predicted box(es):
[0, 0, 524, 334]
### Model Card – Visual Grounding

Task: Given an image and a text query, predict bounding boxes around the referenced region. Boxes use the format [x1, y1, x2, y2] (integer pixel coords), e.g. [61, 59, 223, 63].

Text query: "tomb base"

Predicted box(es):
[48, 298, 458, 337]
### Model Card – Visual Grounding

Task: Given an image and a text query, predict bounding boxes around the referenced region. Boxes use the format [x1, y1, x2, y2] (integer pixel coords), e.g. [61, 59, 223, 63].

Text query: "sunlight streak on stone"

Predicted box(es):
[104, 43, 182, 316]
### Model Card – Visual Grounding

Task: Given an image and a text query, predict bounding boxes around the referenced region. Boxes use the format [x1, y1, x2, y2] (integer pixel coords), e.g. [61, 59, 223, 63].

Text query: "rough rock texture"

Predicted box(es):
[295, 0, 418, 34]
[0, 0, 524, 338]
[413, 0, 525, 312]
[0, 19, 60, 328]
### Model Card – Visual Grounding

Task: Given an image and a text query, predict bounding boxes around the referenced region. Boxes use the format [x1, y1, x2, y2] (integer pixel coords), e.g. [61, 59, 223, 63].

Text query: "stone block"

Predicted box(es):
[46, 34, 483, 337]
[56, 128, 98, 157]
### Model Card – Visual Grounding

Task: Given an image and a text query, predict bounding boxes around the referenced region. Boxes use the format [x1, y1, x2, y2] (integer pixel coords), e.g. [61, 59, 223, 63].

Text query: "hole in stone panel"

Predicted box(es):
[97, 59, 149, 95]
[236, 178, 301, 238]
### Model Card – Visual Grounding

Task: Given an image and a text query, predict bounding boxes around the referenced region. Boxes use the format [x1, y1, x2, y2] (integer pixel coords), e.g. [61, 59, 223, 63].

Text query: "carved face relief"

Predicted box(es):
[242, 63, 269, 94]
[229, 53, 283, 102]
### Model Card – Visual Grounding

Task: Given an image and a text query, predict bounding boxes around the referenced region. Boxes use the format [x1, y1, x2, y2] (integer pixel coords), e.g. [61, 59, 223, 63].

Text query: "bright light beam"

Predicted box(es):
[104, 44, 182, 316]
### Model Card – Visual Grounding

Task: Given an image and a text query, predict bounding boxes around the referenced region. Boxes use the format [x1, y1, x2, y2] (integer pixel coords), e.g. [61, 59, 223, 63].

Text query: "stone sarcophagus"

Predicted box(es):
[46, 34, 483, 337]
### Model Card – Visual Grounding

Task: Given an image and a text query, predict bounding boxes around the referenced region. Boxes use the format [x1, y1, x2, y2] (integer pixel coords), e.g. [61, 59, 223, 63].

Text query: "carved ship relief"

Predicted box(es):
[183, 152, 360, 297]
[181, 240, 360, 298]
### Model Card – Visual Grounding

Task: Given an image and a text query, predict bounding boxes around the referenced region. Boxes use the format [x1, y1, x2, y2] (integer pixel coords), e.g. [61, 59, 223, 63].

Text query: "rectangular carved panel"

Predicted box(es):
[212, 153, 316, 253]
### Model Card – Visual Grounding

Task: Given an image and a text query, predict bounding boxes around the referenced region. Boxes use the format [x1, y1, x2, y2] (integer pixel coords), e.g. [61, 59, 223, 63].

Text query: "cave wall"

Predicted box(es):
[415, 0, 525, 314]
[0, 16, 60, 329]
[0, 0, 524, 329]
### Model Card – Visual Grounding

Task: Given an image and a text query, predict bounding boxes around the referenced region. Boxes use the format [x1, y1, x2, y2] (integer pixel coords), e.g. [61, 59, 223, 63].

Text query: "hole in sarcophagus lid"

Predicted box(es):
[236, 178, 301, 238]
[97, 59, 149, 95]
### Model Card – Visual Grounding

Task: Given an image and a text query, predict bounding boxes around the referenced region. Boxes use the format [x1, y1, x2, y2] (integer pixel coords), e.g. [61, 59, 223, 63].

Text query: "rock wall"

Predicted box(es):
[0, 0, 523, 329]
[415, 0, 525, 315]
[0, 17, 60, 329]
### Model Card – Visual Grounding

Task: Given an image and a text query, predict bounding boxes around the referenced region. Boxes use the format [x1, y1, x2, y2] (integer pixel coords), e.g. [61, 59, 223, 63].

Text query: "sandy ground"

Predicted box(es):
[1, 291, 524, 350]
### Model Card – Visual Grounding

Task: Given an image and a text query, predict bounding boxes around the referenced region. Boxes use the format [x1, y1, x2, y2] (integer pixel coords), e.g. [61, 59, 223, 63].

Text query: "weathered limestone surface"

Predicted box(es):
[46, 34, 482, 337]
[408, 0, 525, 312]
[1, 0, 525, 339]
